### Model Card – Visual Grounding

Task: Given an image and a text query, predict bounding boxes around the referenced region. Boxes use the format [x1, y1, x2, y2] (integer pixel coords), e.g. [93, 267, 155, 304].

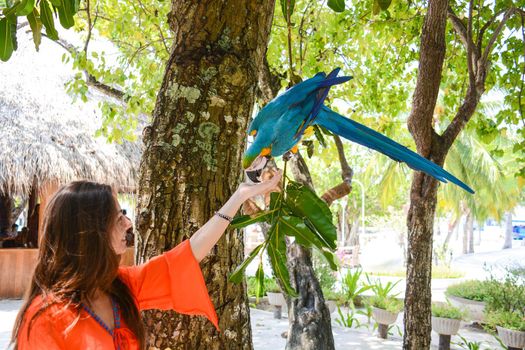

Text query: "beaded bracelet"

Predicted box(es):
[215, 211, 233, 223]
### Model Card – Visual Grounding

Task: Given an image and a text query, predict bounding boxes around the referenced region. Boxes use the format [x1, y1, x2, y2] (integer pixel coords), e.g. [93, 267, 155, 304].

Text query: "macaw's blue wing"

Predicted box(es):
[293, 68, 352, 140]
[315, 106, 475, 194]
[249, 71, 351, 135]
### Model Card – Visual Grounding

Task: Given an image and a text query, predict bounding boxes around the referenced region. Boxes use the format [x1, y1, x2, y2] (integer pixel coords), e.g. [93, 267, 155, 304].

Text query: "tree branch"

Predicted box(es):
[321, 135, 353, 206]
[42, 34, 126, 101]
[481, 7, 520, 70]
[447, 7, 476, 83]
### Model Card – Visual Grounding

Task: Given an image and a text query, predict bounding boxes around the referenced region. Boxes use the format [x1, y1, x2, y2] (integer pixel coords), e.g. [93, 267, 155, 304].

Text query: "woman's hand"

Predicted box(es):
[236, 169, 283, 202]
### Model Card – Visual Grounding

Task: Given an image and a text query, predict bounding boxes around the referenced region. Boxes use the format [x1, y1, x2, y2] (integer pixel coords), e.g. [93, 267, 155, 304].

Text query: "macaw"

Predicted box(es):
[243, 68, 474, 194]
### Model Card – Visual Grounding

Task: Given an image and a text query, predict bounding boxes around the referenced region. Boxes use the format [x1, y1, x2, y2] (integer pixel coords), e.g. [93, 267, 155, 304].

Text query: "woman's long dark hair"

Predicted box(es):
[11, 181, 145, 349]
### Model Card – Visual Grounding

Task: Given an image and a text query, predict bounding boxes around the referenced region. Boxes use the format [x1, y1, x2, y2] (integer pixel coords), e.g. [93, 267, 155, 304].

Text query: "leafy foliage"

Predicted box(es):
[229, 181, 338, 297]
[431, 302, 464, 320]
[445, 280, 493, 302]
[340, 268, 371, 307]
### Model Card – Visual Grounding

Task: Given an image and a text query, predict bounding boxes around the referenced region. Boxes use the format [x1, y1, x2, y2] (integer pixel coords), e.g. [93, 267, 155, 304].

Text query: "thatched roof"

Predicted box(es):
[0, 31, 143, 196]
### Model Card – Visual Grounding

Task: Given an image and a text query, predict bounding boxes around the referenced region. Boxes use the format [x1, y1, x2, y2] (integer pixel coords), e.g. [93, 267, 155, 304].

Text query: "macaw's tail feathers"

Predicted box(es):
[315, 106, 475, 194]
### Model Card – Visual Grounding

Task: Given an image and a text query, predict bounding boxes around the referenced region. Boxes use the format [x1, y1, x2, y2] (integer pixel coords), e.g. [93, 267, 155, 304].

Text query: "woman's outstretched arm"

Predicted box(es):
[189, 170, 282, 262]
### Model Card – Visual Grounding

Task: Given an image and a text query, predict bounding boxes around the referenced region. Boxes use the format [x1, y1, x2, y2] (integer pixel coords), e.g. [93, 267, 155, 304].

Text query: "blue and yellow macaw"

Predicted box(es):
[243, 68, 474, 194]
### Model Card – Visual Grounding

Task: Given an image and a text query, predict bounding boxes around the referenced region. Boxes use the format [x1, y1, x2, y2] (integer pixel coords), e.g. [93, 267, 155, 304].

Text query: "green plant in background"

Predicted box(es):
[445, 280, 493, 302]
[312, 248, 338, 300]
[357, 302, 374, 325]
[486, 310, 525, 332]
[335, 306, 363, 329]
[246, 276, 281, 300]
[341, 268, 372, 307]
[483, 266, 525, 316]
[431, 302, 464, 320]
[229, 181, 338, 297]
[369, 296, 403, 314]
[454, 335, 483, 350]
[367, 277, 401, 299]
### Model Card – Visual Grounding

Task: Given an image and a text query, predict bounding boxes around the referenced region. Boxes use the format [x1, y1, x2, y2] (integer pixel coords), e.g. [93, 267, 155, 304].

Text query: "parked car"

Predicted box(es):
[512, 225, 525, 240]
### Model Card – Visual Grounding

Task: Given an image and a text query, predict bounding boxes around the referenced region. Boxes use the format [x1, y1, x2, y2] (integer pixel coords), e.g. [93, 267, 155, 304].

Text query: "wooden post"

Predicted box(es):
[273, 305, 282, 319]
[438, 334, 451, 350]
[378, 324, 388, 339]
[0, 192, 13, 232]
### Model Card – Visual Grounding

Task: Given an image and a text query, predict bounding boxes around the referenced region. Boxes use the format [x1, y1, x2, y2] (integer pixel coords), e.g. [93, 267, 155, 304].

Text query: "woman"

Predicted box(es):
[11, 171, 282, 350]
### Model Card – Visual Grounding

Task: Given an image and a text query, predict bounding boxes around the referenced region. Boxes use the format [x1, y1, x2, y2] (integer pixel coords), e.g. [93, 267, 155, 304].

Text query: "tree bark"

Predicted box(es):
[404, 0, 449, 349]
[135, 1, 275, 349]
[462, 211, 471, 254]
[443, 215, 459, 249]
[0, 193, 13, 233]
[502, 212, 513, 249]
[467, 214, 474, 254]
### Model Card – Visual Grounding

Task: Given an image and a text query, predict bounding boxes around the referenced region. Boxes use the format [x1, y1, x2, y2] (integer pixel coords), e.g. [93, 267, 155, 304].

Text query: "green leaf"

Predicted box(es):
[27, 8, 42, 50]
[15, 0, 33, 16]
[376, 0, 392, 11]
[280, 215, 322, 248]
[231, 210, 275, 228]
[229, 242, 265, 283]
[327, 0, 345, 12]
[255, 261, 265, 298]
[0, 17, 14, 61]
[267, 220, 297, 296]
[279, 0, 295, 18]
[320, 249, 338, 270]
[55, 0, 75, 29]
[313, 124, 327, 147]
[40, 0, 58, 40]
[285, 181, 337, 249]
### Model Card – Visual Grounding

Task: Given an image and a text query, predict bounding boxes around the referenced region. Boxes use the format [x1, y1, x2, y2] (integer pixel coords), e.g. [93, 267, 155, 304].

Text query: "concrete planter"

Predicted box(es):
[266, 292, 286, 306]
[447, 295, 485, 322]
[372, 307, 399, 325]
[326, 300, 337, 314]
[497, 326, 525, 349]
[431, 316, 461, 336]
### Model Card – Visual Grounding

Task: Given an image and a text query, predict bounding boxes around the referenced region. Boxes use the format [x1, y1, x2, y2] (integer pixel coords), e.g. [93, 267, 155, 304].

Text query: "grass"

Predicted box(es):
[367, 265, 465, 279]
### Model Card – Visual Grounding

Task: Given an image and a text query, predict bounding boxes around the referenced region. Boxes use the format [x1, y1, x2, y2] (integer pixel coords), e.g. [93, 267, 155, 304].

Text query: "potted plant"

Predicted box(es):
[445, 280, 490, 322]
[483, 266, 525, 350]
[370, 296, 403, 339]
[431, 302, 464, 350]
[487, 310, 525, 350]
[266, 278, 286, 318]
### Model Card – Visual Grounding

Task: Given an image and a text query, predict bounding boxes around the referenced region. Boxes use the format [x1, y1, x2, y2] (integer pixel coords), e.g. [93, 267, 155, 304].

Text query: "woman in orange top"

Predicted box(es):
[11, 173, 282, 350]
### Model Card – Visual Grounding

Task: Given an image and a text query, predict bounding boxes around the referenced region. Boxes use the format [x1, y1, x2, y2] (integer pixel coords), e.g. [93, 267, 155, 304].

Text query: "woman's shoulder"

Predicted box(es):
[24, 295, 79, 326]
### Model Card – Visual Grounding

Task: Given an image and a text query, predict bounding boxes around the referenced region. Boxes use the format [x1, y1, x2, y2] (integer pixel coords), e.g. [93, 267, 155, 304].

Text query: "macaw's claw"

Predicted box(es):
[245, 155, 269, 183]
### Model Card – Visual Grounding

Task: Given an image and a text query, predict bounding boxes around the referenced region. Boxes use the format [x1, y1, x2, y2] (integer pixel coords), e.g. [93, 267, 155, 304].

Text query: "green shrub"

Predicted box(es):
[246, 276, 280, 297]
[486, 310, 525, 331]
[341, 269, 372, 307]
[313, 249, 338, 293]
[431, 302, 464, 320]
[369, 296, 403, 313]
[483, 267, 525, 314]
[445, 280, 492, 302]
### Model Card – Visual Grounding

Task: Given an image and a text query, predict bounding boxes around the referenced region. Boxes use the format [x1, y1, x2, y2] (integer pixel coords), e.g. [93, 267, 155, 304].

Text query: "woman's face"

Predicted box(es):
[110, 200, 132, 255]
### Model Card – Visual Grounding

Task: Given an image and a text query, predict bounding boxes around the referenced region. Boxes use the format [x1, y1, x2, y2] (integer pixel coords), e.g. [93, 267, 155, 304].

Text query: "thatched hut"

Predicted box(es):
[0, 31, 142, 297]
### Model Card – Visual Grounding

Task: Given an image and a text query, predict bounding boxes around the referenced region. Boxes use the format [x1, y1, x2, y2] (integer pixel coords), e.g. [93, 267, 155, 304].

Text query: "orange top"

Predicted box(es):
[17, 240, 219, 349]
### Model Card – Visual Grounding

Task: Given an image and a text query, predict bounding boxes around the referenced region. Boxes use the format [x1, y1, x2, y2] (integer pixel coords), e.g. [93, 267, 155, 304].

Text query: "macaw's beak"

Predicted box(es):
[245, 155, 270, 183]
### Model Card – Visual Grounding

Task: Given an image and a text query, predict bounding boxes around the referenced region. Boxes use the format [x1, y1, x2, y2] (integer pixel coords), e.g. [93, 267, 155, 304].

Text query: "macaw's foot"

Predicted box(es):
[245, 155, 270, 183]
[282, 150, 296, 162]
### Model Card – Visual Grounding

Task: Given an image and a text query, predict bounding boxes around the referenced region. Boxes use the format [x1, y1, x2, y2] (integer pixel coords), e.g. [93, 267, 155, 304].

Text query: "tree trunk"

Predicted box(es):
[0, 192, 13, 233]
[443, 215, 459, 249]
[404, 0, 449, 348]
[503, 212, 513, 249]
[135, 1, 275, 349]
[285, 152, 335, 350]
[467, 214, 474, 254]
[462, 211, 471, 254]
